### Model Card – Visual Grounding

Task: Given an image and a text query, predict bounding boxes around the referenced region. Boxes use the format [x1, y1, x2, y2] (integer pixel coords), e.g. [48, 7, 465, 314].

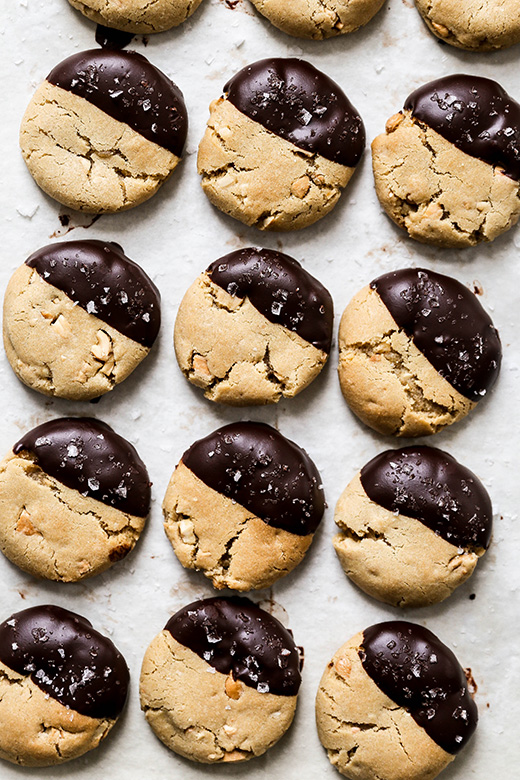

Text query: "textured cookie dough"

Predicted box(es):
[250, 0, 385, 40]
[333, 474, 483, 607]
[338, 284, 474, 436]
[198, 98, 352, 231]
[4, 265, 147, 400]
[372, 110, 520, 247]
[140, 630, 297, 762]
[316, 632, 453, 779]
[0, 605, 129, 767]
[68, 0, 204, 33]
[415, 0, 520, 51]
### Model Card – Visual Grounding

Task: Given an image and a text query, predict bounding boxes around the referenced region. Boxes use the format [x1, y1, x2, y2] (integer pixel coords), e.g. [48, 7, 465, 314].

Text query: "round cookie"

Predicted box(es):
[415, 0, 520, 51]
[250, 0, 385, 40]
[333, 446, 493, 607]
[68, 0, 204, 33]
[140, 596, 302, 763]
[163, 421, 325, 590]
[20, 48, 188, 213]
[3, 240, 161, 401]
[197, 58, 365, 231]
[316, 621, 477, 780]
[337, 267, 501, 437]
[372, 74, 520, 248]
[0, 417, 151, 581]
[0, 604, 129, 767]
[174, 247, 333, 405]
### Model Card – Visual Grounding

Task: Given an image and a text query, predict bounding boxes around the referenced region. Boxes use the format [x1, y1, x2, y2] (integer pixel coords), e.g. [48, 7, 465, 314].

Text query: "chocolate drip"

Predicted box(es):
[361, 621, 477, 754]
[360, 447, 492, 549]
[404, 74, 520, 181]
[14, 418, 151, 517]
[0, 605, 129, 719]
[224, 58, 365, 167]
[182, 422, 324, 536]
[207, 247, 333, 352]
[26, 240, 160, 348]
[166, 597, 301, 696]
[95, 24, 134, 50]
[47, 49, 187, 156]
[372, 268, 501, 401]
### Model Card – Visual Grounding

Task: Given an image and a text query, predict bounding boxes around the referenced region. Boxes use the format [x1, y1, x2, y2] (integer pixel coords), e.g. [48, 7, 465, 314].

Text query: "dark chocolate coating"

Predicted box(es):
[166, 597, 301, 696]
[26, 240, 161, 348]
[14, 418, 150, 517]
[360, 621, 477, 754]
[404, 74, 520, 181]
[371, 268, 501, 401]
[224, 58, 365, 167]
[182, 422, 324, 536]
[360, 446, 492, 549]
[47, 49, 187, 156]
[207, 247, 333, 353]
[0, 605, 129, 719]
[95, 24, 134, 50]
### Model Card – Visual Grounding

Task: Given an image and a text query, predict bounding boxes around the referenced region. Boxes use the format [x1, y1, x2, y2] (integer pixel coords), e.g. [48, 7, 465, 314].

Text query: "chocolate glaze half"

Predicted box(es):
[360, 446, 492, 550]
[207, 247, 333, 352]
[224, 58, 365, 167]
[47, 49, 187, 156]
[371, 268, 501, 401]
[182, 422, 324, 536]
[95, 24, 134, 50]
[13, 418, 151, 517]
[404, 74, 520, 181]
[26, 240, 161, 348]
[166, 597, 301, 696]
[360, 621, 477, 754]
[0, 605, 129, 719]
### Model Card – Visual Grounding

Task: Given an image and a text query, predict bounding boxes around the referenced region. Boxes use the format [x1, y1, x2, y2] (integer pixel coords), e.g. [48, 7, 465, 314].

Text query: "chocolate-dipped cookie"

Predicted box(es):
[338, 268, 501, 436]
[250, 0, 384, 40]
[0, 418, 150, 581]
[316, 621, 477, 779]
[3, 240, 161, 401]
[20, 48, 187, 213]
[372, 74, 520, 247]
[334, 446, 492, 607]
[197, 58, 365, 231]
[140, 596, 302, 763]
[415, 0, 520, 51]
[163, 421, 325, 590]
[174, 247, 333, 405]
[68, 0, 204, 34]
[0, 605, 129, 766]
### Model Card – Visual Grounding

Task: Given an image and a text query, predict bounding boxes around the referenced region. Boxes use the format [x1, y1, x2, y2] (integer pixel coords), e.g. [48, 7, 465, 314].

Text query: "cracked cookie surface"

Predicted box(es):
[338, 284, 474, 436]
[414, 0, 520, 51]
[68, 0, 204, 33]
[316, 630, 456, 779]
[250, 0, 384, 39]
[372, 110, 520, 247]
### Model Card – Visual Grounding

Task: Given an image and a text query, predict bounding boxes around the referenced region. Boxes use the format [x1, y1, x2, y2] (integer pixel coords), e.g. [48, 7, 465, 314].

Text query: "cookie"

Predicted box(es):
[198, 58, 365, 231]
[140, 596, 302, 763]
[163, 421, 324, 590]
[338, 268, 501, 437]
[0, 604, 129, 767]
[415, 0, 520, 51]
[333, 446, 493, 607]
[316, 621, 477, 780]
[20, 48, 188, 213]
[3, 240, 161, 401]
[372, 74, 520, 248]
[0, 417, 150, 581]
[174, 247, 333, 405]
[68, 0, 204, 34]
[250, 0, 385, 40]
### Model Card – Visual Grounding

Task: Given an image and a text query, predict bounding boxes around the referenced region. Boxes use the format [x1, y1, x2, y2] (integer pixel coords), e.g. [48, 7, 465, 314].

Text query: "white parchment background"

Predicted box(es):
[0, 0, 519, 777]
